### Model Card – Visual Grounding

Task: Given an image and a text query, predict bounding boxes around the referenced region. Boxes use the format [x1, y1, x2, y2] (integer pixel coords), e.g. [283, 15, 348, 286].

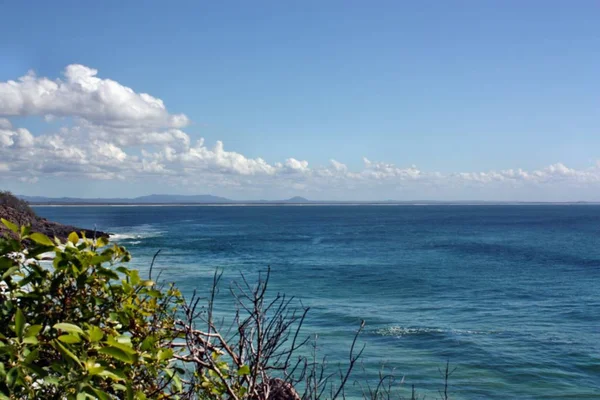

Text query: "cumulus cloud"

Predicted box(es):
[0, 127, 34, 148]
[0, 65, 188, 128]
[1, 64, 599, 198]
[0, 118, 12, 129]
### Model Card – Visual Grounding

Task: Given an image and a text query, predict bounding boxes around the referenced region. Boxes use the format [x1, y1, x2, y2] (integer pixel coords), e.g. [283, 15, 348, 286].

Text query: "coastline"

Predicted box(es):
[30, 202, 600, 207]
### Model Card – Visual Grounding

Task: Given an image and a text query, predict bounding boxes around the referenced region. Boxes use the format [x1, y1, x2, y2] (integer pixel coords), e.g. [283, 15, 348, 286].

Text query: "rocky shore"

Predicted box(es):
[0, 201, 109, 241]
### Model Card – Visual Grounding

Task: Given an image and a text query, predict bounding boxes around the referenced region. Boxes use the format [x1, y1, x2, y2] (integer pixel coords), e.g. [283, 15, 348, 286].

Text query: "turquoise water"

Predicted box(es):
[34, 205, 600, 399]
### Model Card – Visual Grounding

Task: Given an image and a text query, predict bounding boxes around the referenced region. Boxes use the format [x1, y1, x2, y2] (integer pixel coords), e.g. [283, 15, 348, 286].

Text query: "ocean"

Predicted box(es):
[34, 205, 600, 399]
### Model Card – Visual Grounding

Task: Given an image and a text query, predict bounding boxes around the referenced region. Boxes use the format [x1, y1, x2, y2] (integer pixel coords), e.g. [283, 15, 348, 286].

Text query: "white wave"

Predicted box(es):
[375, 326, 501, 337]
[110, 231, 163, 241]
[110, 233, 138, 240]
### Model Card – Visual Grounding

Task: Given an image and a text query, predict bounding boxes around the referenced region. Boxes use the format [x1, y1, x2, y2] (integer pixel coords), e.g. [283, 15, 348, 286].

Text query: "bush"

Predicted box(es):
[0, 218, 184, 399]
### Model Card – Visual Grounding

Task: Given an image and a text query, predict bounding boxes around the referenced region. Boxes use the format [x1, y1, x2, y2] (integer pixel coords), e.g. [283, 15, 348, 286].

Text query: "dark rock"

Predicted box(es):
[0, 204, 109, 241]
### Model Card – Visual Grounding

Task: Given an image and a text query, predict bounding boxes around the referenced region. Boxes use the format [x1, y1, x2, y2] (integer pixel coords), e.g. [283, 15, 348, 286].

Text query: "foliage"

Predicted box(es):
[0, 218, 185, 399]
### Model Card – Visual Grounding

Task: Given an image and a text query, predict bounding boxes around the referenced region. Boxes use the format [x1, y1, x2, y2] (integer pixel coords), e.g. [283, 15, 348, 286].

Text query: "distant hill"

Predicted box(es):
[18, 194, 311, 205]
[15, 195, 599, 206]
[19, 196, 130, 204]
[133, 194, 232, 203]
[282, 196, 310, 203]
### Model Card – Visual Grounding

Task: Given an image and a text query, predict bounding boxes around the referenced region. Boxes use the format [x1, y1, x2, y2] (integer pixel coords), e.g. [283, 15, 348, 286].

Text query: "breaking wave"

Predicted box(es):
[110, 231, 163, 241]
[375, 326, 503, 337]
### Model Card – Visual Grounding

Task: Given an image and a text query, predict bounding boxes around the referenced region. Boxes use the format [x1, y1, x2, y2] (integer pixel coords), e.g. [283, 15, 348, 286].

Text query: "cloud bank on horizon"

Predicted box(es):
[1, 65, 599, 200]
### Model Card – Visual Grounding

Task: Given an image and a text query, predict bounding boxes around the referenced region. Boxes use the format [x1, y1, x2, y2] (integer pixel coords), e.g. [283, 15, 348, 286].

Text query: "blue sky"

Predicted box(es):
[0, 1, 599, 200]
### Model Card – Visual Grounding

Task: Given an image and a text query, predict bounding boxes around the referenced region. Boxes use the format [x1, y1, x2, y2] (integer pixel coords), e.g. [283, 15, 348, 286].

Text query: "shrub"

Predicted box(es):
[0, 218, 185, 399]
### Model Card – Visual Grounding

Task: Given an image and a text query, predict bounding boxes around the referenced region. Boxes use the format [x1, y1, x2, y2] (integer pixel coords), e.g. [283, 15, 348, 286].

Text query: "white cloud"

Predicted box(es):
[0, 65, 188, 129]
[0, 64, 599, 199]
[0, 118, 12, 129]
[0, 127, 34, 148]
[283, 158, 310, 173]
[330, 159, 348, 173]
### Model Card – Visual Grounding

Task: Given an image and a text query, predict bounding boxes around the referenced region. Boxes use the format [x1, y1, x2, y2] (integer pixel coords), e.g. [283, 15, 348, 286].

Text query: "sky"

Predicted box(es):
[0, 0, 599, 201]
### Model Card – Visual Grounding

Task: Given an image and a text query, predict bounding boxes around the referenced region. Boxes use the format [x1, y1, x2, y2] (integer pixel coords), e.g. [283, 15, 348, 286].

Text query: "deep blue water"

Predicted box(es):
[34, 205, 600, 399]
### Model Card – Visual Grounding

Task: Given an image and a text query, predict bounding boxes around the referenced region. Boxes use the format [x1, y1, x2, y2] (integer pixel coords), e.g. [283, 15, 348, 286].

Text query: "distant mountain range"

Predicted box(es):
[16, 194, 599, 205]
[19, 194, 311, 205]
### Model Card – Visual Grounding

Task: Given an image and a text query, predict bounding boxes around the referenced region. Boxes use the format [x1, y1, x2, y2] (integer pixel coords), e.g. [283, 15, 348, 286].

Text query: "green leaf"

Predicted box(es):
[237, 365, 251, 376]
[53, 322, 84, 334]
[97, 370, 124, 381]
[29, 232, 54, 246]
[172, 374, 183, 393]
[0, 257, 12, 270]
[129, 270, 140, 286]
[116, 266, 129, 274]
[54, 340, 82, 367]
[96, 268, 119, 280]
[22, 336, 39, 344]
[140, 336, 156, 351]
[87, 365, 105, 375]
[6, 367, 18, 387]
[58, 334, 81, 344]
[96, 236, 109, 248]
[106, 338, 136, 355]
[98, 368, 126, 381]
[135, 390, 148, 400]
[98, 346, 134, 364]
[25, 324, 43, 338]
[90, 254, 112, 265]
[90, 387, 111, 400]
[44, 376, 60, 386]
[15, 308, 25, 340]
[113, 383, 127, 392]
[20, 225, 30, 237]
[86, 325, 104, 342]
[68, 232, 79, 244]
[24, 348, 39, 364]
[1, 218, 18, 234]
[2, 266, 19, 280]
[157, 348, 173, 361]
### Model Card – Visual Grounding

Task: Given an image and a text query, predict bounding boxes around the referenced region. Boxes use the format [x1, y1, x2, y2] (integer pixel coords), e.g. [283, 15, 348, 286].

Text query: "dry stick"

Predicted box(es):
[207, 270, 222, 338]
[331, 320, 366, 400]
[438, 360, 456, 400]
[148, 249, 161, 280]
[283, 306, 310, 376]
[249, 270, 267, 398]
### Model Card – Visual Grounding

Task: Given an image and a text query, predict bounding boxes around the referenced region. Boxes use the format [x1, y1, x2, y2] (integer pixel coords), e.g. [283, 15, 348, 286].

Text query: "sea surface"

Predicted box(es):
[34, 205, 600, 399]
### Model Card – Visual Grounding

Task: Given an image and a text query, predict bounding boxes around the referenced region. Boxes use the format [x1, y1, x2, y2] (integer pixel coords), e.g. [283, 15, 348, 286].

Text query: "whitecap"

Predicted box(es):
[110, 231, 163, 241]
[110, 233, 137, 240]
[375, 326, 501, 337]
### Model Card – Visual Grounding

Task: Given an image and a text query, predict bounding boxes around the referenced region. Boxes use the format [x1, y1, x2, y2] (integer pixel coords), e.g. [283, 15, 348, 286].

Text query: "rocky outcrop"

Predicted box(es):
[254, 378, 301, 400]
[0, 204, 109, 241]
